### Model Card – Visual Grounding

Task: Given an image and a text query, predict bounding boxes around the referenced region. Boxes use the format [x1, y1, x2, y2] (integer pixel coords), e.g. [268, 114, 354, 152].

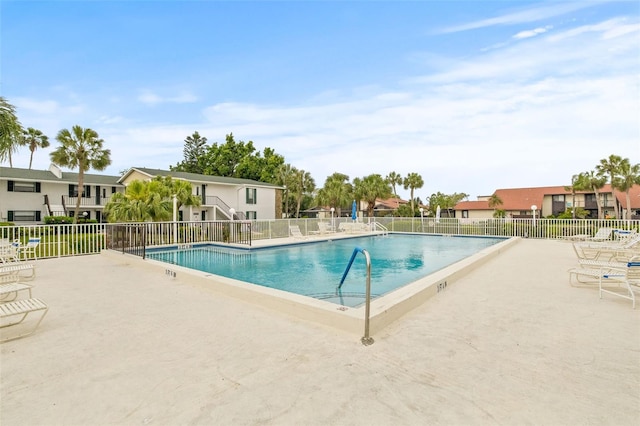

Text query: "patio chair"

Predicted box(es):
[0, 282, 33, 302]
[598, 256, 640, 309]
[565, 227, 614, 242]
[572, 235, 640, 261]
[0, 298, 48, 342]
[568, 260, 627, 286]
[0, 263, 36, 282]
[310, 222, 335, 235]
[289, 225, 307, 240]
[15, 238, 40, 260]
[0, 240, 19, 264]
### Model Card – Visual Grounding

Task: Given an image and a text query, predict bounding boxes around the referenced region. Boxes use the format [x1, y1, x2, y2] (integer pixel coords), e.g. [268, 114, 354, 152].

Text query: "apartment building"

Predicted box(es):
[454, 184, 640, 219]
[0, 164, 124, 224]
[1, 165, 283, 224]
[120, 167, 283, 221]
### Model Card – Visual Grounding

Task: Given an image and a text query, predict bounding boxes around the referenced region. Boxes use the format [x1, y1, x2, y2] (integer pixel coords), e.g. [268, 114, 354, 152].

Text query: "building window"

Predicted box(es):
[69, 184, 91, 198]
[246, 188, 257, 204]
[552, 195, 565, 202]
[8, 180, 41, 193]
[245, 211, 257, 220]
[462, 210, 469, 218]
[7, 210, 41, 222]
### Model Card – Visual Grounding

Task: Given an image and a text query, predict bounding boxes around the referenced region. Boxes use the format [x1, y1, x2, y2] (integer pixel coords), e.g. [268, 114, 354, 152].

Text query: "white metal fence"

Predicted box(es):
[2, 217, 638, 260]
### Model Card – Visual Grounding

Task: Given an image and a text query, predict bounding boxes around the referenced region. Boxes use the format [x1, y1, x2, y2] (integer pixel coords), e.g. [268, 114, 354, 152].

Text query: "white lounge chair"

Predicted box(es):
[0, 240, 19, 263]
[289, 225, 307, 240]
[15, 238, 41, 260]
[0, 282, 33, 302]
[310, 222, 335, 235]
[568, 261, 627, 286]
[565, 227, 613, 242]
[0, 298, 48, 342]
[598, 256, 640, 309]
[0, 263, 36, 282]
[572, 235, 640, 261]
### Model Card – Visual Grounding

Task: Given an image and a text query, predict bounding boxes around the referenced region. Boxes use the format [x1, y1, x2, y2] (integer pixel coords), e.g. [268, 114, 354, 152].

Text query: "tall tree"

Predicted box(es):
[172, 131, 207, 174]
[201, 133, 256, 177]
[50, 125, 111, 223]
[353, 174, 392, 217]
[256, 147, 286, 184]
[428, 192, 468, 217]
[613, 159, 640, 219]
[0, 97, 24, 167]
[276, 163, 296, 218]
[290, 168, 315, 218]
[23, 127, 50, 169]
[581, 170, 607, 219]
[596, 154, 623, 218]
[315, 172, 353, 217]
[403, 172, 424, 213]
[385, 171, 403, 197]
[564, 174, 583, 219]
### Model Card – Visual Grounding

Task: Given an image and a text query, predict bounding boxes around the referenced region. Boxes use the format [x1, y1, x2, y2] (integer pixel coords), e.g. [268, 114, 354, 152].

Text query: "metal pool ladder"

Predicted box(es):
[338, 247, 374, 346]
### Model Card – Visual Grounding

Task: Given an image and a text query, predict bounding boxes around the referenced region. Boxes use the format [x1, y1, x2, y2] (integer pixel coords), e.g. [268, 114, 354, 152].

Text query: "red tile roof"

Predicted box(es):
[455, 200, 490, 211]
[375, 197, 407, 209]
[455, 184, 640, 211]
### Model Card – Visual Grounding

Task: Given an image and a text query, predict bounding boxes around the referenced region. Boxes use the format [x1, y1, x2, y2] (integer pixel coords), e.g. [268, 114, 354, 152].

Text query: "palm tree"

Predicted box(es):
[385, 171, 403, 197]
[290, 168, 315, 218]
[148, 176, 201, 212]
[488, 193, 503, 217]
[0, 97, 24, 167]
[22, 127, 50, 169]
[276, 163, 296, 218]
[353, 174, 392, 217]
[315, 172, 352, 217]
[596, 154, 623, 218]
[581, 170, 607, 219]
[105, 180, 170, 222]
[613, 159, 640, 219]
[564, 174, 583, 219]
[403, 172, 424, 214]
[50, 125, 111, 223]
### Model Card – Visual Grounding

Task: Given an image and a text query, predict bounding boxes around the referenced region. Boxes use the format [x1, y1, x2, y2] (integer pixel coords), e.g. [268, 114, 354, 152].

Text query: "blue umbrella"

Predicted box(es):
[351, 200, 357, 221]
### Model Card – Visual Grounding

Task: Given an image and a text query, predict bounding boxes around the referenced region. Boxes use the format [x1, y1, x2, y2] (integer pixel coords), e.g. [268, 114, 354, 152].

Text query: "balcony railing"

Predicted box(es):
[202, 196, 246, 220]
[63, 195, 111, 207]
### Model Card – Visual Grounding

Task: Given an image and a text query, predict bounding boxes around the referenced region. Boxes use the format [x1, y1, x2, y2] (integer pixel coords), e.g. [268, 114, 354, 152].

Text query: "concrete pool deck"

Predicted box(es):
[1, 238, 639, 425]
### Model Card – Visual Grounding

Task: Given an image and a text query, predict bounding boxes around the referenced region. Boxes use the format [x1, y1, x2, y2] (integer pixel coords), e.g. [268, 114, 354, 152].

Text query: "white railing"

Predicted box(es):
[1, 217, 638, 260]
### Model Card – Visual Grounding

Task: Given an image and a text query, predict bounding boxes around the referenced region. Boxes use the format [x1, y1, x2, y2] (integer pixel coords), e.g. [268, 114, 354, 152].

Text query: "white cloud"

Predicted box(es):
[440, 1, 606, 33]
[138, 90, 197, 105]
[513, 26, 552, 39]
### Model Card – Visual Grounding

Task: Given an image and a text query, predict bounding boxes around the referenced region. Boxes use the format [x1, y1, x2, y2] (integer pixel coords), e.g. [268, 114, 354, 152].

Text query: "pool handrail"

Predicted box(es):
[338, 246, 374, 346]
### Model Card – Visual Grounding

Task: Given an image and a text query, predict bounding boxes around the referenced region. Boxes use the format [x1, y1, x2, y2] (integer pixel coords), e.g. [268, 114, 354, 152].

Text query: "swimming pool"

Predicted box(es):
[146, 234, 506, 307]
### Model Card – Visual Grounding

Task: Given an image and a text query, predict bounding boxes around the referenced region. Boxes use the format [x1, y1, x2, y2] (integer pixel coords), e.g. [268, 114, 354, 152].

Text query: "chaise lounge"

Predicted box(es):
[0, 298, 49, 342]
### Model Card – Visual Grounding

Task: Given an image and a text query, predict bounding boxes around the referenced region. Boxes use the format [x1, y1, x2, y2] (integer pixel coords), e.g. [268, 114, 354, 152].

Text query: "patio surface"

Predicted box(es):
[1, 238, 639, 425]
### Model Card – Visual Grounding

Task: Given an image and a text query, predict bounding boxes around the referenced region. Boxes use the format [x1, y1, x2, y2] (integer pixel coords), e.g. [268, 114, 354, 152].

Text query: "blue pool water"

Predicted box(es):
[146, 234, 504, 307]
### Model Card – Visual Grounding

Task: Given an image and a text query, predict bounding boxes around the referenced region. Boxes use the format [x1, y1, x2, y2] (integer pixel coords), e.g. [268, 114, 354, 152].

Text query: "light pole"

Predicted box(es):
[330, 207, 335, 231]
[531, 205, 537, 229]
[229, 208, 235, 243]
[173, 194, 178, 244]
[419, 207, 424, 232]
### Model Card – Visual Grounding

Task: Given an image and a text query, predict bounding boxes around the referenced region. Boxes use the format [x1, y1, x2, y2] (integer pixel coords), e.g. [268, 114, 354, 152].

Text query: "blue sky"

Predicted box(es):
[2, 0, 639, 200]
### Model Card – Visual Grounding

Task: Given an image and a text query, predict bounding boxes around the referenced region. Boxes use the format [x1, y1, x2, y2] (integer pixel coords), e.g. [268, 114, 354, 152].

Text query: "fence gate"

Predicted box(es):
[106, 224, 147, 259]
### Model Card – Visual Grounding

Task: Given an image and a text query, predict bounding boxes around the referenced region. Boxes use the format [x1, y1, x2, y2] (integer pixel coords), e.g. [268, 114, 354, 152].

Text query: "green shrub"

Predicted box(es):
[44, 216, 74, 224]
